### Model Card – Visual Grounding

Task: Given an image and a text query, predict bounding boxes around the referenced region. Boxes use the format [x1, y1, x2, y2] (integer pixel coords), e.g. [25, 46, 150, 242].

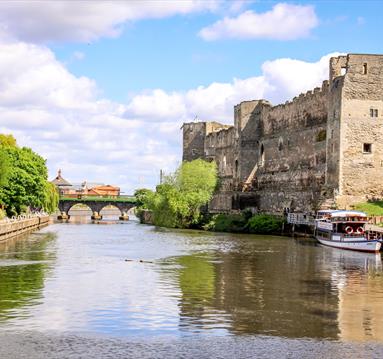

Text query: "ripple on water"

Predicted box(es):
[0, 220, 382, 344]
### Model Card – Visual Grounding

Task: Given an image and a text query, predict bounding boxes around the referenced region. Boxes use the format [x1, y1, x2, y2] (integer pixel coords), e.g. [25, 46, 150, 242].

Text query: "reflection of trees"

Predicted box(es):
[173, 238, 340, 339]
[0, 232, 56, 320]
[177, 255, 215, 326]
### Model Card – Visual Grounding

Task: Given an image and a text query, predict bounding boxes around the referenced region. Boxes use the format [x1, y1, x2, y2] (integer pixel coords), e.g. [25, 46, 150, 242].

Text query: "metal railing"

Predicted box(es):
[287, 213, 315, 225]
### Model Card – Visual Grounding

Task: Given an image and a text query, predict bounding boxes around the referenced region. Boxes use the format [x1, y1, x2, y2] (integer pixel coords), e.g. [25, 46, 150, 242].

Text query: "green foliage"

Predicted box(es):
[0, 208, 6, 220]
[43, 182, 59, 214]
[203, 213, 247, 232]
[142, 159, 218, 228]
[247, 214, 285, 234]
[134, 188, 153, 207]
[0, 136, 58, 216]
[0, 134, 17, 147]
[353, 201, 383, 216]
[0, 149, 9, 186]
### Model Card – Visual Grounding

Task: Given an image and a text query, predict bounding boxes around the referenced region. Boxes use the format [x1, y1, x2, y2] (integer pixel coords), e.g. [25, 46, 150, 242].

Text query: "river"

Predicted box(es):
[0, 211, 383, 358]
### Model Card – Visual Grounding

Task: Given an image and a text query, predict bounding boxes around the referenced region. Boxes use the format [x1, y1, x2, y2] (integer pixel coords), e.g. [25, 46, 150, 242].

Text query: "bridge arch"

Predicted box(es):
[58, 198, 136, 221]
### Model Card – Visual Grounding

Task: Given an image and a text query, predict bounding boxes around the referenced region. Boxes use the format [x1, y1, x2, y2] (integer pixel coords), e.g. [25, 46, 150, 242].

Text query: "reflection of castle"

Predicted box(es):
[51, 169, 120, 197]
[173, 239, 340, 338]
[171, 238, 383, 340]
[333, 252, 383, 341]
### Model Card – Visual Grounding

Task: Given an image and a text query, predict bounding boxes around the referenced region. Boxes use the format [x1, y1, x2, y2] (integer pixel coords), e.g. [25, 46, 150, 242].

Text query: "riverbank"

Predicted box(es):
[139, 210, 288, 236]
[0, 214, 49, 242]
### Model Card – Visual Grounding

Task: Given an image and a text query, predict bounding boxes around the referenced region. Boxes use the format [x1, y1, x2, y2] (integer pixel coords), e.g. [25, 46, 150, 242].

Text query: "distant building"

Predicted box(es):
[51, 170, 120, 197]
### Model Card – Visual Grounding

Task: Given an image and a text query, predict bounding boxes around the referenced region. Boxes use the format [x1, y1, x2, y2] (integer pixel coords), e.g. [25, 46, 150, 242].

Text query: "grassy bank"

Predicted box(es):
[353, 201, 383, 216]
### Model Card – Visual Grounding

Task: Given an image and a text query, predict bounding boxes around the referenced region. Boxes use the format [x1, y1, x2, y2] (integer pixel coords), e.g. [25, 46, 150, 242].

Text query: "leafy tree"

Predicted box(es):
[141, 159, 217, 228]
[0, 149, 9, 186]
[0, 135, 58, 216]
[0, 134, 17, 147]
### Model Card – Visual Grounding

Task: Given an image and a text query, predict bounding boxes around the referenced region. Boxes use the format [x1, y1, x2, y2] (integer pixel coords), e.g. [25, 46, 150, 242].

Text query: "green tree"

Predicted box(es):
[0, 150, 9, 186]
[142, 159, 217, 228]
[0, 134, 17, 147]
[0, 136, 58, 216]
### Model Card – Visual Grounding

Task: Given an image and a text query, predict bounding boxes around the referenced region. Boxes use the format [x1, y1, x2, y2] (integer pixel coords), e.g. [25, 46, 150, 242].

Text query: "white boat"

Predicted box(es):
[315, 210, 381, 253]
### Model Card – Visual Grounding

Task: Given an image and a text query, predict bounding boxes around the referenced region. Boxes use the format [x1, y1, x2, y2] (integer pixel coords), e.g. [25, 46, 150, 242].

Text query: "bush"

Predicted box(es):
[246, 214, 284, 234]
[203, 213, 247, 232]
[0, 208, 6, 220]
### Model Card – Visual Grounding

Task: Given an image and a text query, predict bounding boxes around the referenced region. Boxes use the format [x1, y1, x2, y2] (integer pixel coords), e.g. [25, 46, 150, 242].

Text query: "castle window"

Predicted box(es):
[235, 160, 238, 177]
[316, 129, 326, 142]
[363, 63, 368, 75]
[260, 144, 265, 166]
[370, 108, 378, 117]
[191, 148, 197, 156]
[341, 67, 347, 76]
[278, 137, 283, 151]
[363, 143, 372, 153]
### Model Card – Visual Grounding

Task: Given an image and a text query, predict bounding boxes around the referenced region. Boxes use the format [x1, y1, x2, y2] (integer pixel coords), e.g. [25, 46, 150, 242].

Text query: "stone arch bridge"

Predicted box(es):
[58, 197, 136, 220]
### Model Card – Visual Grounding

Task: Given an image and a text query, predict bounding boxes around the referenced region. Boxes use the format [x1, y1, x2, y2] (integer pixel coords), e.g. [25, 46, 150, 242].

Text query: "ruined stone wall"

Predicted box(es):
[182, 122, 206, 162]
[182, 54, 383, 214]
[182, 121, 231, 162]
[336, 54, 383, 207]
[205, 127, 236, 212]
[251, 83, 329, 213]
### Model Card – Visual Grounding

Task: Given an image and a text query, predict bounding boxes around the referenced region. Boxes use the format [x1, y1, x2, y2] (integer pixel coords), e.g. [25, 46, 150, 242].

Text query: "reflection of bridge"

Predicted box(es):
[58, 197, 136, 220]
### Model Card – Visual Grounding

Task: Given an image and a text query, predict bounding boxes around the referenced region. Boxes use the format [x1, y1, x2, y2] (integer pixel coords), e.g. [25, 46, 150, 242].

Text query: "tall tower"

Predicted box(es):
[326, 54, 383, 207]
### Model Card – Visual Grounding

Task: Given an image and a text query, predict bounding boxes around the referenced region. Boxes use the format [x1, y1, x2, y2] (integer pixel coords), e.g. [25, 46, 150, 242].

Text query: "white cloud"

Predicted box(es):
[0, 36, 337, 193]
[199, 3, 319, 41]
[0, 0, 220, 43]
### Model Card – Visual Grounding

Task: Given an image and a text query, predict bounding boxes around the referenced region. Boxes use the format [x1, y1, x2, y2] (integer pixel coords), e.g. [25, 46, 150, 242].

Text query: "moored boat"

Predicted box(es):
[315, 210, 381, 253]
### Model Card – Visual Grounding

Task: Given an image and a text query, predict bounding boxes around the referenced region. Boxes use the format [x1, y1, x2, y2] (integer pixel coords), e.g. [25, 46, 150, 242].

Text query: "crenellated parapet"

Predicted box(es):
[182, 54, 383, 213]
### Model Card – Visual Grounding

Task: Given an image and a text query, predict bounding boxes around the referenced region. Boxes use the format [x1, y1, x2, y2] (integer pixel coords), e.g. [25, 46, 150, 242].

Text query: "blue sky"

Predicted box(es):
[0, 1, 382, 192]
[53, 0, 383, 101]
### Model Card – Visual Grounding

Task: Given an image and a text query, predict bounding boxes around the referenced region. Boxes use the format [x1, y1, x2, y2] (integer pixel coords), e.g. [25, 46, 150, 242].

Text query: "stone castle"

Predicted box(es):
[182, 54, 383, 214]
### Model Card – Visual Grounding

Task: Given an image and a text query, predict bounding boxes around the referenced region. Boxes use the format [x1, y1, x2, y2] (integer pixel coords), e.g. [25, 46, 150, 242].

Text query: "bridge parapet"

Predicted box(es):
[58, 197, 136, 221]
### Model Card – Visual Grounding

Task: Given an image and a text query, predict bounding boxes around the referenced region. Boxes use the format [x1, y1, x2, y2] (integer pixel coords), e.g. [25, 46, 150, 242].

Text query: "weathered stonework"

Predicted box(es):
[182, 54, 383, 214]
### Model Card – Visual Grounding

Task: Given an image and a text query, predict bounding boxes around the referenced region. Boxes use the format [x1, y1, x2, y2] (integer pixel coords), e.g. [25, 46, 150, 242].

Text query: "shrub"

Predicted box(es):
[246, 214, 284, 234]
[203, 213, 247, 232]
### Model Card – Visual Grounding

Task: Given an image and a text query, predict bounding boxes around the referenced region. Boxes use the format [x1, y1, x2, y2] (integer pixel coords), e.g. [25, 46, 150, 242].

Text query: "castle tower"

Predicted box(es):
[326, 54, 383, 207]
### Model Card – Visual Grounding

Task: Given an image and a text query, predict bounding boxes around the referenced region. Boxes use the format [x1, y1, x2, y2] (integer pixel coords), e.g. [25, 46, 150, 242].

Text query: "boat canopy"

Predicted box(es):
[317, 209, 367, 218]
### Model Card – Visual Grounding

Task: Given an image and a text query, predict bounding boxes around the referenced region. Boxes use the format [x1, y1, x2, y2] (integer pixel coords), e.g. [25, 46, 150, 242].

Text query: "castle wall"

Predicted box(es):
[205, 127, 236, 212]
[252, 84, 329, 213]
[337, 54, 383, 207]
[182, 54, 383, 214]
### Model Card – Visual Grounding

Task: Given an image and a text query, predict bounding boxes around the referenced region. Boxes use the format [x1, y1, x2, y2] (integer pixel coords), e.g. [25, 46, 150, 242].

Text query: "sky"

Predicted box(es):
[0, 0, 382, 194]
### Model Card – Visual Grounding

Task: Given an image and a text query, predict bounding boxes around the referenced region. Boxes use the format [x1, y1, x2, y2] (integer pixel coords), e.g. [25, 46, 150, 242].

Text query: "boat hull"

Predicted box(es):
[317, 237, 381, 252]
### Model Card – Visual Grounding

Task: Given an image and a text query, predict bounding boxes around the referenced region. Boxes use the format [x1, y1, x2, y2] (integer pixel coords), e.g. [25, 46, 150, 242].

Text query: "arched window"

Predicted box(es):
[278, 137, 283, 151]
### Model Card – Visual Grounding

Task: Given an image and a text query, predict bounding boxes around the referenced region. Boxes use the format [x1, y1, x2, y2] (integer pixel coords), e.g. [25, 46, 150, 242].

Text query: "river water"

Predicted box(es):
[1, 212, 383, 358]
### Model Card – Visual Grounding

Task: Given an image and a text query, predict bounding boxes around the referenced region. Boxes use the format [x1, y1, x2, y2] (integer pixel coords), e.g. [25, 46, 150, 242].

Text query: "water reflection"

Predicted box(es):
[0, 232, 56, 321]
[0, 221, 382, 341]
[164, 236, 383, 340]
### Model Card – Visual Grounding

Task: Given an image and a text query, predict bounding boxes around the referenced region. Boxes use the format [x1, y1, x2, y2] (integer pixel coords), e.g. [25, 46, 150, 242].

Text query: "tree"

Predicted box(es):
[0, 149, 9, 186]
[0, 135, 58, 216]
[141, 159, 217, 228]
[0, 134, 17, 147]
